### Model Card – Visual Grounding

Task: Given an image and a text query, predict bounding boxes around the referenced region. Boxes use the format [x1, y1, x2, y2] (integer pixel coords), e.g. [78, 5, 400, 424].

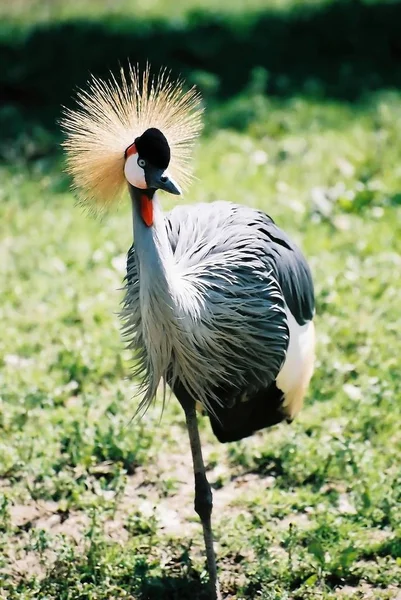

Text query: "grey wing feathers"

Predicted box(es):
[253, 213, 315, 325]
[166, 201, 314, 326]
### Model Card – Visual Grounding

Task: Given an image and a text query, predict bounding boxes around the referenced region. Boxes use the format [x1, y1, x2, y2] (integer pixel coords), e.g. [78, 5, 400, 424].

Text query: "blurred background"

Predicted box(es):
[1, 2, 401, 599]
[2, 0, 401, 158]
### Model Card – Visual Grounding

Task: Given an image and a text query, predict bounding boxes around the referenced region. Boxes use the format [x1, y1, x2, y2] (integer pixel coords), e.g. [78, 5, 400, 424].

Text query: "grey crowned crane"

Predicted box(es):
[62, 66, 315, 600]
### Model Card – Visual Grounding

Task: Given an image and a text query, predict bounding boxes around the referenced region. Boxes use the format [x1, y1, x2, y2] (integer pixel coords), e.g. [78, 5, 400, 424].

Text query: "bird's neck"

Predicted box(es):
[129, 184, 174, 300]
[128, 184, 178, 403]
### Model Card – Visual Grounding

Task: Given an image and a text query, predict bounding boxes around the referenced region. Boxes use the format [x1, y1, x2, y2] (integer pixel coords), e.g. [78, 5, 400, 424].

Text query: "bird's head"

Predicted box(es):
[124, 127, 181, 196]
[61, 65, 202, 216]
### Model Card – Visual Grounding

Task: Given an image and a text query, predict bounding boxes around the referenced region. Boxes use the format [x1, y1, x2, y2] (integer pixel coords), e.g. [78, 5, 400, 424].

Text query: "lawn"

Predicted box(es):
[1, 1, 401, 599]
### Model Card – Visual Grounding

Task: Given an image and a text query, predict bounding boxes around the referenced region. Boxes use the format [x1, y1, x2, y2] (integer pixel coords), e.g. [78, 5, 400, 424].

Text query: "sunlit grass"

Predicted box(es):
[0, 0, 333, 26]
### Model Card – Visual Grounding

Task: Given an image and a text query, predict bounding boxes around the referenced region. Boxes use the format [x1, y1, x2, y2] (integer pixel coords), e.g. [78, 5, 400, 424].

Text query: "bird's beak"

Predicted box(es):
[146, 166, 182, 195]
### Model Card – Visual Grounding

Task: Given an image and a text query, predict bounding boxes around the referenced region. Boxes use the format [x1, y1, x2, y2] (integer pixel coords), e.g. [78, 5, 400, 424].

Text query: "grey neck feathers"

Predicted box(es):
[129, 185, 174, 295]
[128, 185, 176, 408]
[127, 184, 217, 412]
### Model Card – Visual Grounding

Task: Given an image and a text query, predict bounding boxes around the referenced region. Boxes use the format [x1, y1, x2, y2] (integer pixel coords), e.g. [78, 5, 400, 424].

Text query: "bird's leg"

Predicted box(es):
[183, 401, 221, 600]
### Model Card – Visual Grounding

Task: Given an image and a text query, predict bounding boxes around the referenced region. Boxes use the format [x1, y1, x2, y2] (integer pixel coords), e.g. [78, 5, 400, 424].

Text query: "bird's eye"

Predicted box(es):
[138, 158, 146, 168]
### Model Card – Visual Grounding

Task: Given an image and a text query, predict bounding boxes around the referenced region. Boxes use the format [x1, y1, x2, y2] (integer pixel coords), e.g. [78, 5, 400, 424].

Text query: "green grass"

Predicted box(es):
[1, 89, 401, 599]
[0, 0, 333, 24]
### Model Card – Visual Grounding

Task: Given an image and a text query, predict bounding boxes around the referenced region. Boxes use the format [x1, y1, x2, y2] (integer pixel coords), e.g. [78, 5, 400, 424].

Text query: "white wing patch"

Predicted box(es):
[276, 305, 315, 418]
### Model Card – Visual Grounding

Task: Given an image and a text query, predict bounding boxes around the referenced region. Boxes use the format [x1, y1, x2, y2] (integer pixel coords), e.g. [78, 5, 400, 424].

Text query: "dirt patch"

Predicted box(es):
[5, 435, 293, 552]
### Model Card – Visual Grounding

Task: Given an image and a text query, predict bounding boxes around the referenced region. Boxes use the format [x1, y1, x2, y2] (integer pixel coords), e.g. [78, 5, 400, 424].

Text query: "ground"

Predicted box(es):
[1, 1, 401, 599]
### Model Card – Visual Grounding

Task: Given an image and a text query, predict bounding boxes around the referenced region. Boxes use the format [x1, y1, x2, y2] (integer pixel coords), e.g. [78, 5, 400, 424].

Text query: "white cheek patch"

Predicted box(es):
[124, 155, 147, 189]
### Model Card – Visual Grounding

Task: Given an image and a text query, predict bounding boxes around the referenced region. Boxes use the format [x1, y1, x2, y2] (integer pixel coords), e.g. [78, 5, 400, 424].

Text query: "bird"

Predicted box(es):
[62, 65, 315, 600]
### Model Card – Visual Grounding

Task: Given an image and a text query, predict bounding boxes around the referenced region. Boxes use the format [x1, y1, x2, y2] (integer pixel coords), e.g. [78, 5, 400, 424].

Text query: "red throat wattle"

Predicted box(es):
[140, 194, 153, 227]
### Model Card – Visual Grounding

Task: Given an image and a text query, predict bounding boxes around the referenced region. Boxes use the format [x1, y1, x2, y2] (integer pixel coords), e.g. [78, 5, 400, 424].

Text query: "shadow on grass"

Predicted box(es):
[1, 0, 401, 148]
[136, 574, 211, 600]
[18, 542, 213, 600]
[9, 569, 212, 600]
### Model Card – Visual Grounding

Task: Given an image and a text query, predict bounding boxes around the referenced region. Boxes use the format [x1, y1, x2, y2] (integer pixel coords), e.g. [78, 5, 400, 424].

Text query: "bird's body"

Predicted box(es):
[123, 197, 315, 442]
[62, 66, 315, 599]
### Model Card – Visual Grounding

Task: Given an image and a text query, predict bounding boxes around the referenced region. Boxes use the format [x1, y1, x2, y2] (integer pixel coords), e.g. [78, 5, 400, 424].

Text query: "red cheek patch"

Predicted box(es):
[125, 143, 137, 158]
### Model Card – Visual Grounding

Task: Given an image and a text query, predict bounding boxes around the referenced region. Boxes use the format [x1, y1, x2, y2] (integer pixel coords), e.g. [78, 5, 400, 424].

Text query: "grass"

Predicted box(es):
[0, 0, 335, 24]
[1, 0, 401, 598]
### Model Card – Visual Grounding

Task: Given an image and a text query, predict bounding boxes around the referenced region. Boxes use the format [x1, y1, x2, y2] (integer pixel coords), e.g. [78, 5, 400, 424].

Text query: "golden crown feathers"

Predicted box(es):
[61, 64, 203, 211]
